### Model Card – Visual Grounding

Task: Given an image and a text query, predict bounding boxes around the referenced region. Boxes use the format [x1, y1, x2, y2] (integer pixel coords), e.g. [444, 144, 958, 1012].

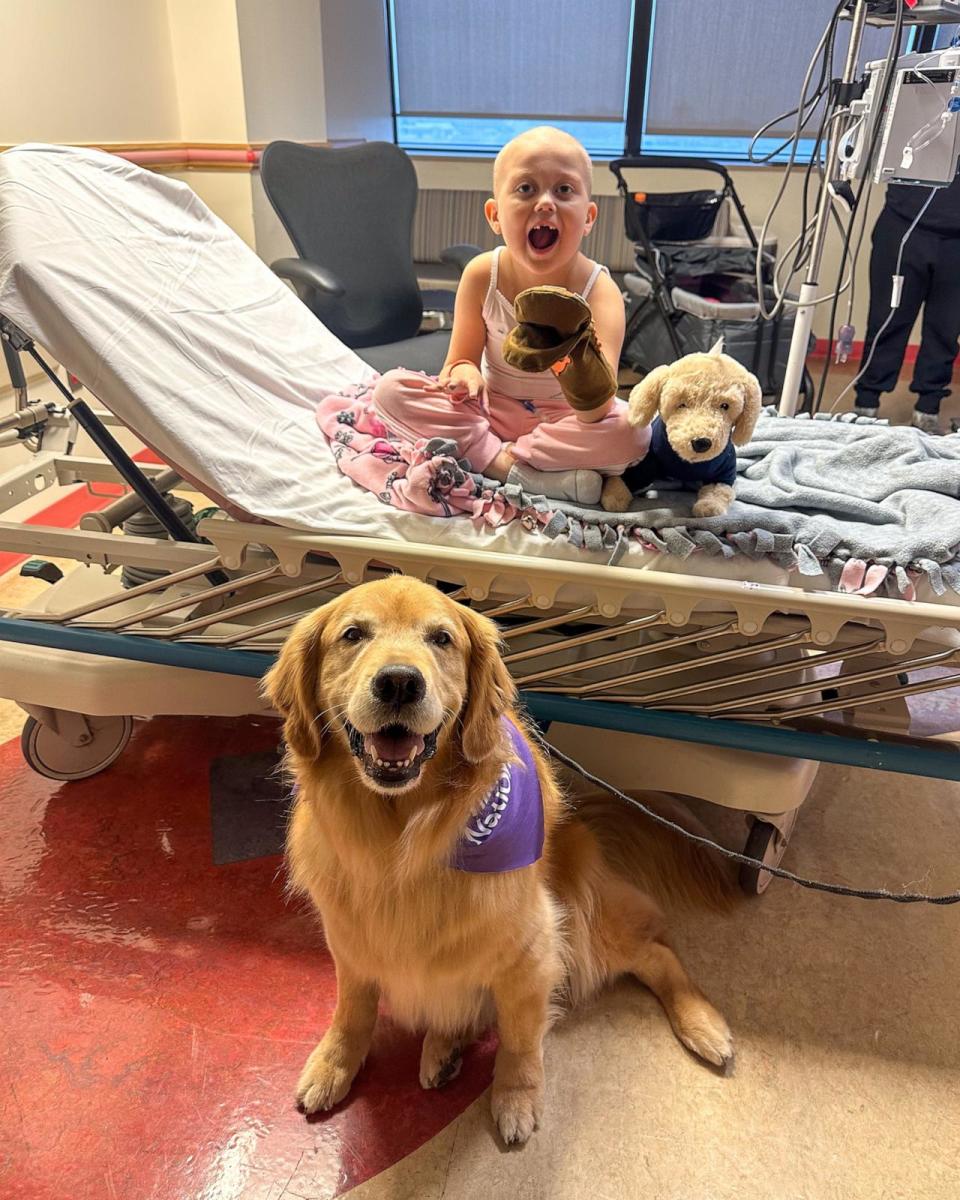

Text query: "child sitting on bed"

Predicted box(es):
[372, 126, 651, 505]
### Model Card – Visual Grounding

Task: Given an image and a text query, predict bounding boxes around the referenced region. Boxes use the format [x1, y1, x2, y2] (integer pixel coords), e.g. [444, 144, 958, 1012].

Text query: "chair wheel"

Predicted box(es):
[739, 809, 799, 897]
[21, 714, 133, 781]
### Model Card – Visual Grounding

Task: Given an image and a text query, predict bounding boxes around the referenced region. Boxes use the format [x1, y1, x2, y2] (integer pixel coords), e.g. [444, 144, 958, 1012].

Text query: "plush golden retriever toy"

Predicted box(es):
[263, 575, 733, 1146]
[601, 344, 762, 517]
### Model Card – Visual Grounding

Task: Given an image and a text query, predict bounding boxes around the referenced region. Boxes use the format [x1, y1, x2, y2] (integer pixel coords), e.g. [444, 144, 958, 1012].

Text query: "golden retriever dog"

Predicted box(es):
[264, 575, 733, 1145]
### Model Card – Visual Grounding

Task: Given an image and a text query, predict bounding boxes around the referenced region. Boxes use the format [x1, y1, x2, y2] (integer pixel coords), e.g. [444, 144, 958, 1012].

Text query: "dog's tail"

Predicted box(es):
[572, 790, 738, 912]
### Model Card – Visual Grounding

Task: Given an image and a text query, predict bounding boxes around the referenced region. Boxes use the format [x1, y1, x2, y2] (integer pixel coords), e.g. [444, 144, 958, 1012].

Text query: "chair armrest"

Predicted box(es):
[439, 243, 482, 275]
[271, 257, 346, 298]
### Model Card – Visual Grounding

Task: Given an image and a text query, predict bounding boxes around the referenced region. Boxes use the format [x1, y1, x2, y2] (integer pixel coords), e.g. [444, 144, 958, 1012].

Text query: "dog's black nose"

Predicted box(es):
[372, 665, 426, 707]
[691, 437, 713, 454]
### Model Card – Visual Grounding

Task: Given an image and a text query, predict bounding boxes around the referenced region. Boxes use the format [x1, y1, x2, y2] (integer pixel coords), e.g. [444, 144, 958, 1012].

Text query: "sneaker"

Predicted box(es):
[506, 462, 603, 505]
[911, 410, 942, 435]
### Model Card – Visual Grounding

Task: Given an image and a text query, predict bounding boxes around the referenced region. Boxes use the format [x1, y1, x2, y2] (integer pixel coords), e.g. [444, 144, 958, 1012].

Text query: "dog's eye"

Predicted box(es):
[341, 626, 365, 643]
[677, 402, 687, 410]
[720, 402, 730, 411]
[428, 629, 453, 648]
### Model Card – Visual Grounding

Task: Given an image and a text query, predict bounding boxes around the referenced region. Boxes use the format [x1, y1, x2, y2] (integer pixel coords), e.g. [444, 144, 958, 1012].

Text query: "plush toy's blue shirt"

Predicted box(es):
[622, 416, 737, 493]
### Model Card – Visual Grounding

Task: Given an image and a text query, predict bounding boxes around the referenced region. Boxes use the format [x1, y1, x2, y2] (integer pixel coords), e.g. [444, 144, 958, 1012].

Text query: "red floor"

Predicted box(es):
[0, 716, 496, 1200]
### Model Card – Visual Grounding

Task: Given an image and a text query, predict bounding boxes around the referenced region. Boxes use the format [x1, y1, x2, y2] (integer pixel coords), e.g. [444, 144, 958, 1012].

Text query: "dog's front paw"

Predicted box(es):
[600, 476, 633, 513]
[419, 1031, 463, 1089]
[491, 1084, 542, 1145]
[295, 1045, 359, 1113]
[692, 483, 734, 518]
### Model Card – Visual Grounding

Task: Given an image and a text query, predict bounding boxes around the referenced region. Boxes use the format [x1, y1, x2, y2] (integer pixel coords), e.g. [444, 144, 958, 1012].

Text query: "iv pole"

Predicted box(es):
[777, 0, 870, 415]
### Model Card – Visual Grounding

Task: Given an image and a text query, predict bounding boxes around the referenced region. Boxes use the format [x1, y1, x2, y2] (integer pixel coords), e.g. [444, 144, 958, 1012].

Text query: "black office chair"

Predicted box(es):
[260, 140, 479, 375]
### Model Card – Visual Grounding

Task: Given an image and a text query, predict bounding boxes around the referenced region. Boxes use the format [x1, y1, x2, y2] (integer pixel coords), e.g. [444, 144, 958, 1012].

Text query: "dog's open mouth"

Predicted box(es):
[345, 720, 439, 788]
[528, 224, 559, 252]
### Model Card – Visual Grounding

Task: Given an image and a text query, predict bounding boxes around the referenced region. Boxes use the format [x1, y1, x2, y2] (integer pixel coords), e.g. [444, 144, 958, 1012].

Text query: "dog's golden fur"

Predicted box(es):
[264, 576, 733, 1145]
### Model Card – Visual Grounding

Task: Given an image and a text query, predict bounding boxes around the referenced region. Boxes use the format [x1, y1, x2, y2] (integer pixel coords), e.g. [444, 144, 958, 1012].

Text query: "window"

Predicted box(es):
[637, 0, 913, 162]
[388, 0, 633, 156]
[388, 0, 923, 162]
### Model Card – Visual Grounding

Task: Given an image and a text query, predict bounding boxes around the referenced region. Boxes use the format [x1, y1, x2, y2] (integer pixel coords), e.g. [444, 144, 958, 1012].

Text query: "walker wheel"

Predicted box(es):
[20, 714, 133, 781]
[739, 812, 797, 897]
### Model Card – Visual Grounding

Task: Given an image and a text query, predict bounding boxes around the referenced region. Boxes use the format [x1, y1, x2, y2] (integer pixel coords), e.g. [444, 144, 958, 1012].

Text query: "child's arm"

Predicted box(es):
[438, 253, 491, 400]
[578, 271, 626, 424]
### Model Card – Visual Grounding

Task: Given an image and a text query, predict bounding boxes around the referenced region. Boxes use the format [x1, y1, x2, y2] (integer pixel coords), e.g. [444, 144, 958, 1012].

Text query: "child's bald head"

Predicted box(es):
[492, 126, 593, 197]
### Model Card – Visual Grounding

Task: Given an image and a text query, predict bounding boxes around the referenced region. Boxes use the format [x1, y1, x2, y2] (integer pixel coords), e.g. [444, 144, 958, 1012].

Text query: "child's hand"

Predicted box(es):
[439, 361, 485, 403]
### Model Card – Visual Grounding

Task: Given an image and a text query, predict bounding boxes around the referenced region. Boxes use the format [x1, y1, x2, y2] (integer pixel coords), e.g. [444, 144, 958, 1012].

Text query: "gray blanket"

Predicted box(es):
[500, 411, 960, 597]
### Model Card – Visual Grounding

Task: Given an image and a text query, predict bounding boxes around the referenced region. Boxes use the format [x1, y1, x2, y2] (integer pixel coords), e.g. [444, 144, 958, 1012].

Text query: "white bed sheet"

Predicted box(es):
[0, 144, 926, 598]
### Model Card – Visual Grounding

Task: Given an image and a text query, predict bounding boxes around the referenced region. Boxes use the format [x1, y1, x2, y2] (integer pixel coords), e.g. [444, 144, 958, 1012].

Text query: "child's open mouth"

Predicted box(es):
[528, 225, 559, 252]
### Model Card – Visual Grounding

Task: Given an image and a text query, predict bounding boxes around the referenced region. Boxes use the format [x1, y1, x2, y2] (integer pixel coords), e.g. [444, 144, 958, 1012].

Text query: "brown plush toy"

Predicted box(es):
[502, 285, 618, 412]
[600, 343, 762, 517]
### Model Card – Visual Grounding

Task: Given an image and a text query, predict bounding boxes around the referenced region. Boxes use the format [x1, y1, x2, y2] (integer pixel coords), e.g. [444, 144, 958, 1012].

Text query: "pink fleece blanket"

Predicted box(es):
[316, 383, 541, 531]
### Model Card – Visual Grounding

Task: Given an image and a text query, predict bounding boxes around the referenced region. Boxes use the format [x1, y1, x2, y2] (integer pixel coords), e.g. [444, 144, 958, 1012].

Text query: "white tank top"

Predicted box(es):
[480, 246, 608, 407]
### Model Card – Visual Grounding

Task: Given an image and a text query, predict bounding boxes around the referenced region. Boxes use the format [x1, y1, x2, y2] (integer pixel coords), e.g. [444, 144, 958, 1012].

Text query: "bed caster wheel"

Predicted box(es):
[20, 713, 133, 781]
[739, 808, 799, 896]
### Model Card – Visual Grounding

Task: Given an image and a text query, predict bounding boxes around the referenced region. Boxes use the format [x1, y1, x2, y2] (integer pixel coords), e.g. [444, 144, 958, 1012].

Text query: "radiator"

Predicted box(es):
[413, 191, 635, 273]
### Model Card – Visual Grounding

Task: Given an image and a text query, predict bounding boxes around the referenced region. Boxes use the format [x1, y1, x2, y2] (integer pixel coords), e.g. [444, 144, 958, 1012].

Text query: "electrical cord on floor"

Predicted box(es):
[529, 726, 960, 905]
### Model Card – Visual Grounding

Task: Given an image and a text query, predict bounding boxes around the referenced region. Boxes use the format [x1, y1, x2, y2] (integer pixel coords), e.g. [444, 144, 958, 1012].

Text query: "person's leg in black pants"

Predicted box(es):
[910, 226, 960, 427]
[854, 206, 927, 413]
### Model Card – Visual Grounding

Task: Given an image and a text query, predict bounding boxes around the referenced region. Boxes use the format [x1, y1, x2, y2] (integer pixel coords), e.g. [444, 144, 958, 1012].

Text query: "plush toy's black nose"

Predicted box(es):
[691, 437, 713, 454]
[372, 665, 426, 707]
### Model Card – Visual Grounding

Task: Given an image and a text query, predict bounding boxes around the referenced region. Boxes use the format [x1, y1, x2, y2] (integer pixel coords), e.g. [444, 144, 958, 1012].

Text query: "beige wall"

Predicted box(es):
[176, 170, 255, 248]
[0, 0, 180, 144]
[165, 0, 248, 142]
[162, 0, 255, 244]
[321, 0, 393, 144]
[0, 0, 256, 247]
[234, 0, 327, 255]
[236, 0, 326, 143]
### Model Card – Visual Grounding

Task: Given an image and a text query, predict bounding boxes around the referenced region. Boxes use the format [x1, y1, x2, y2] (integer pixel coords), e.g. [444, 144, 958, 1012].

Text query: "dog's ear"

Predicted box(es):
[731, 368, 762, 446]
[262, 608, 327, 760]
[627, 364, 670, 427]
[457, 603, 517, 764]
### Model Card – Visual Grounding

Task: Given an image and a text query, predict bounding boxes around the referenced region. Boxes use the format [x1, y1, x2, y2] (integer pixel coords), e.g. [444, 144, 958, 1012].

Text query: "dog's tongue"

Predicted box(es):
[365, 728, 424, 763]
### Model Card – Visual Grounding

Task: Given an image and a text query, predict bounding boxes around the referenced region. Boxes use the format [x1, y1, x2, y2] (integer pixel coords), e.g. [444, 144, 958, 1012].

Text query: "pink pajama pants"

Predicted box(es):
[371, 369, 651, 474]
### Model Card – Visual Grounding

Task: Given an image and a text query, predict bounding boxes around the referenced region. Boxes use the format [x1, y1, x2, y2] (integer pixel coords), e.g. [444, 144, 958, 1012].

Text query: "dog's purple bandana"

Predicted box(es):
[450, 717, 544, 874]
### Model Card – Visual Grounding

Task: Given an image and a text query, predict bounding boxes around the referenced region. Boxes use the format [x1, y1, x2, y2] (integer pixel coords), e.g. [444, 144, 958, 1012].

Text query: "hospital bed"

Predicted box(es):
[1, 144, 958, 895]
